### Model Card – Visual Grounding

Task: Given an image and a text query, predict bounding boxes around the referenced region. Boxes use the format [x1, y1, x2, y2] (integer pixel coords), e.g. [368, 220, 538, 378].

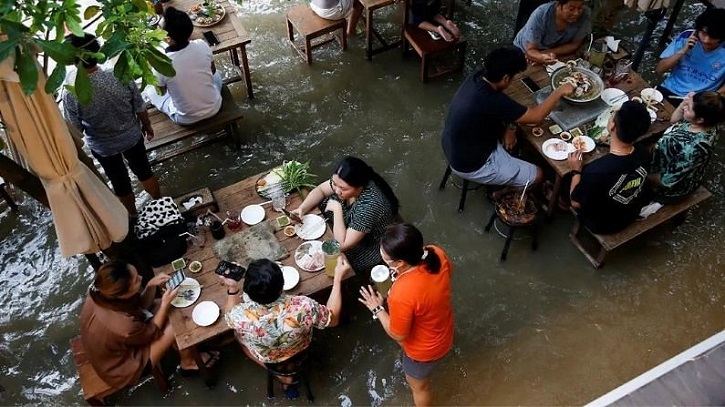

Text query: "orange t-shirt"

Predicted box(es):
[387, 245, 454, 362]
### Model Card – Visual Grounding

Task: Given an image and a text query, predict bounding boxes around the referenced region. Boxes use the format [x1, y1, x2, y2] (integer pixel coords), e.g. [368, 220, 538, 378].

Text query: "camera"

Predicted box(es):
[215, 260, 246, 281]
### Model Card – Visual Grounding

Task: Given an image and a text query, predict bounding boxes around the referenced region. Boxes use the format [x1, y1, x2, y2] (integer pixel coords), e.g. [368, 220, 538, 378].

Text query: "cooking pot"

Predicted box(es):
[550, 65, 604, 104]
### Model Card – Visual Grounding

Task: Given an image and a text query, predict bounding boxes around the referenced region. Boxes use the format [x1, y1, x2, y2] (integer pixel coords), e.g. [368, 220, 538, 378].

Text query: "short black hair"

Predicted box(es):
[483, 47, 527, 82]
[243, 259, 284, 304]
[693, 91, 725, 128]
[66, 33, 100, 68]
[695, 8, 725, 41]
[163, 7, 194, 43]
[556, 0, 584, 5]
[613, 101, 650, 143]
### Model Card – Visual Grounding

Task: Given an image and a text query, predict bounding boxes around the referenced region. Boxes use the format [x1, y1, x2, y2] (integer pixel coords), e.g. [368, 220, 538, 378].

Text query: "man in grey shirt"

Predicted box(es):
[513, 0, 591, 64]
[62, 33, 161, 217]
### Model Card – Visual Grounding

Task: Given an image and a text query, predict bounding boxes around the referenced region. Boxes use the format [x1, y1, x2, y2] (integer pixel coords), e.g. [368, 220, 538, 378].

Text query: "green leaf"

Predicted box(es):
[16, 48, 39, 95]
[83, 5, 101, 20]
[37, 39, 77, 65]
[65, 15, 84, 37]
[0, 38, 18, 62]
[114, 50, 131, 84]
[132, 0, 151, 12]
[74, 62, 93, 105]
[99, 31, 128, 59]
[45, 64, 67, 94]
[144, 47, 175, 77]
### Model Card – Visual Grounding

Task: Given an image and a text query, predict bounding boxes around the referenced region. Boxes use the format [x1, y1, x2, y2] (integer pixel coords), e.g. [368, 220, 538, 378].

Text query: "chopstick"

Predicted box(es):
[179, 284, 203, 289]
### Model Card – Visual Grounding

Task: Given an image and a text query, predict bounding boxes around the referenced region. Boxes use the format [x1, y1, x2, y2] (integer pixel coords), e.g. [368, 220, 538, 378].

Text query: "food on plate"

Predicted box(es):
[559, 71, 593, 98]
[549, 124, 563, 134]
[496, 191, 537, 225]
[532, 127, 544, 137]
[297, 251, 324, 270]
[546, 141, 568, 153]
[190, 4, 202, 12]
[572, 138, 586, 150]
[256, 179, 267, 187]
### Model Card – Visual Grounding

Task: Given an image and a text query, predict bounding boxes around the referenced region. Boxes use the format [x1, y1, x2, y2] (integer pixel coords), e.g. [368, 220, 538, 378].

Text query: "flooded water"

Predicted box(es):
[1, 0, 724, 405]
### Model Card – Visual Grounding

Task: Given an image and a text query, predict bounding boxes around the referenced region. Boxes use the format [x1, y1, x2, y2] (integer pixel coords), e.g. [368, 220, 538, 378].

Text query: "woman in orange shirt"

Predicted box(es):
[358, 223, 454, 407]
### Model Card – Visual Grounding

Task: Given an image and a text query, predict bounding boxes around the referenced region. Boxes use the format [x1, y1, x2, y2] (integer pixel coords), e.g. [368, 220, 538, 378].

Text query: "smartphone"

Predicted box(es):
[167, 269, 186, 291]
[215, 260, 246, 281]
[203, 30, 220, 46]
[521, 76, 540, 93]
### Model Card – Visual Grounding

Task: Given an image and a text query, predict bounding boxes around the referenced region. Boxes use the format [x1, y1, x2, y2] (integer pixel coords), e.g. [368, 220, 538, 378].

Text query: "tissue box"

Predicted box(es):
[173, 187, 219, 217]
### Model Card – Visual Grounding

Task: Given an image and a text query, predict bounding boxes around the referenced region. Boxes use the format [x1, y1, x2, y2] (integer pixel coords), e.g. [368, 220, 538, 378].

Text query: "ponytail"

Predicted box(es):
[382, 224, 440, 274]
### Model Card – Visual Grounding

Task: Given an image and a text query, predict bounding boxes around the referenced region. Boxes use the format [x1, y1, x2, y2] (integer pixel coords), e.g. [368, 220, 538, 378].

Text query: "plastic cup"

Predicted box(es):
[226, 210, 242, 231]
[321, 240, 341, 277]
[371, 265, 392, 298]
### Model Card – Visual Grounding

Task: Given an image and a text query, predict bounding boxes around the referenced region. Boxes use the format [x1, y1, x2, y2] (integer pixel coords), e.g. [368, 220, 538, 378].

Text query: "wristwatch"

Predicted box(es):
[371, 305, 385, 320]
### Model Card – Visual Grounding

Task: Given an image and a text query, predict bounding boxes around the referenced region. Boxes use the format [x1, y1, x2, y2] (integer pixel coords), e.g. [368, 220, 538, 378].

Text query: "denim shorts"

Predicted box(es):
[401, 352, 445, 380]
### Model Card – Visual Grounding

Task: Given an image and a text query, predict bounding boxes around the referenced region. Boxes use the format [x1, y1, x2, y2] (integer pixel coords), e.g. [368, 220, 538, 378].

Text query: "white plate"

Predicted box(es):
[542, 138, 574, 160]
[294, 214, 326, 240]
[571, 136, 595, 153]
[600, 88, 627, 106]
[171, 277, 201, 308]
[294, 240, 324, 272]
[241, 204, 265, 225]
[641, 88, 663, 104]
[647, 107, 657, 123]
[192, 301, 220, 326]
[281, 266, 300, 290]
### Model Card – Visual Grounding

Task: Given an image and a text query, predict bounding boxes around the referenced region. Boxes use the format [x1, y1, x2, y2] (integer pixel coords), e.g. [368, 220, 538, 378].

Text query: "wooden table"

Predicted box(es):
[157, 171, 354, 381]
[504, 64, 676, 216]
[166, 0, 254, 98]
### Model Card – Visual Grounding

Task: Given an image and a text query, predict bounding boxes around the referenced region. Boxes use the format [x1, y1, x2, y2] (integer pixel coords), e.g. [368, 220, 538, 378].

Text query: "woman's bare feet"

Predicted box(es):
[436, 25, 453, 42]
[444, 20, 460, 39]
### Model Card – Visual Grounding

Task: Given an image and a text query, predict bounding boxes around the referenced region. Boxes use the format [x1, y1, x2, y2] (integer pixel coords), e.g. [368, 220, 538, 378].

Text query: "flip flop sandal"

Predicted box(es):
[179, 351, 220, 377]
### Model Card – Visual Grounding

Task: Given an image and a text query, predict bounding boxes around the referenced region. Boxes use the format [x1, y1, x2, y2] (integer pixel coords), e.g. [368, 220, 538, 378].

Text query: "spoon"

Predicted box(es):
[586, 33, 594, 54]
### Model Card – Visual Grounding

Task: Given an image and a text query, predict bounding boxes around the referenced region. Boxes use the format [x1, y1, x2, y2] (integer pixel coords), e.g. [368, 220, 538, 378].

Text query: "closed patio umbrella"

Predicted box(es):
[0, 57, 128, 256]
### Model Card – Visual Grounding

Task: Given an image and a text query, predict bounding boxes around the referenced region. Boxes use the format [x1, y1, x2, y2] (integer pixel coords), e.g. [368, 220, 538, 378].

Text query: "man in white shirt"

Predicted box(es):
[144, 7, 222, 125]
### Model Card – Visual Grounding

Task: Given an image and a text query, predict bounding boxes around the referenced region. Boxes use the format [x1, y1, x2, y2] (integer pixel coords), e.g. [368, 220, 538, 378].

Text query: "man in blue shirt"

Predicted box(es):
[513, 0, 591, 64]
[656, 8, 725, 105]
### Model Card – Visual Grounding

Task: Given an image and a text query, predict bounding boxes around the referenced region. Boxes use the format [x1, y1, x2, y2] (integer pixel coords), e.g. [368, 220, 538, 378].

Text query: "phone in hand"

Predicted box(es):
[520, 76, 541, 93]
[167, 269, 186, 291]
[215, 260, 246, 281]
[203, 30, 220, 46]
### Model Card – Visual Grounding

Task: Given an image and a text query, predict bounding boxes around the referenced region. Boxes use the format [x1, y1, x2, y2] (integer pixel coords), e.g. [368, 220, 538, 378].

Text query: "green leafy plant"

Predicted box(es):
[0, 0, 175, 104]
[276, 160, 317, 194]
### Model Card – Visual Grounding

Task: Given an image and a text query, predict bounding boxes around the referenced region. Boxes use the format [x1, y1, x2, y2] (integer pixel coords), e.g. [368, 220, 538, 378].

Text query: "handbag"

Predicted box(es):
[133, 197, 188, 267]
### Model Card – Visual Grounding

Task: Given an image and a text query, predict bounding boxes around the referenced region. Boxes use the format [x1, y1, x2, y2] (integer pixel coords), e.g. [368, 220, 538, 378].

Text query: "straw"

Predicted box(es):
[179, 232, 195, 238]
[206, 209, 224, 222]
[519, 180, 530, 203]
[586, 33, 594, 53]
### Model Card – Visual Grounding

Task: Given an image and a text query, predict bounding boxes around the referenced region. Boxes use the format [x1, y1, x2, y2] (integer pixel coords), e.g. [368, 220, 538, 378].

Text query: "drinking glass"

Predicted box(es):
[322, 240, 341, 277]
[371, 265, 392, 298]
[226, 210, 242, 231]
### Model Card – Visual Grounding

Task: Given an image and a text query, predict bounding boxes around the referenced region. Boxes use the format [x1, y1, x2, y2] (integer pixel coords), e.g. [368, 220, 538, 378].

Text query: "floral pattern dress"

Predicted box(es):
[650, 121, 718, 199]
[225, 293, 331, 363]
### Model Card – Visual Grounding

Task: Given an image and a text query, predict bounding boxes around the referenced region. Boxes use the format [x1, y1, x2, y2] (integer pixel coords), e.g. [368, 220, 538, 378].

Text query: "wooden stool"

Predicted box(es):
[359, 0, 402, 60]
[438, 165, 483, 213]
[286, 4, 347, 64]
[70, 335, 169, 405]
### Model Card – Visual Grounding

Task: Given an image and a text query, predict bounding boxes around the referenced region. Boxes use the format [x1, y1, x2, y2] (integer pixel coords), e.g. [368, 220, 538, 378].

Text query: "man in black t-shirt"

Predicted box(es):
[568, 101, 652, 234]
[441, 47, 573, 188]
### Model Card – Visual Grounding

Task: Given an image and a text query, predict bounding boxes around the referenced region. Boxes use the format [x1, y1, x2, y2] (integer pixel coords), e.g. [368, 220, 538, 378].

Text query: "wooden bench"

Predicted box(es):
[145, 85, 243, 166]
[285, 4, 347, 64]
[569, 186, 712, 268]
[70, 335, 169, 405]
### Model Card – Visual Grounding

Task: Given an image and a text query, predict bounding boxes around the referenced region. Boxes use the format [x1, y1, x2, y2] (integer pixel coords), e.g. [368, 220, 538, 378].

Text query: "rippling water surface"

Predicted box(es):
[1, 0, 723, 405]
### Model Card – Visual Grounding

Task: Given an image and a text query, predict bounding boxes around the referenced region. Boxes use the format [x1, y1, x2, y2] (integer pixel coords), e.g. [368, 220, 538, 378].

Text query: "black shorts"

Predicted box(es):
[92, 137, 154, 197]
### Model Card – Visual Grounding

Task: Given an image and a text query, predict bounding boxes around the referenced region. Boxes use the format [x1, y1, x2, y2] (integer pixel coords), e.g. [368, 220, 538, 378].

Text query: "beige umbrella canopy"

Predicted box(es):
[0, 57, 128, 256]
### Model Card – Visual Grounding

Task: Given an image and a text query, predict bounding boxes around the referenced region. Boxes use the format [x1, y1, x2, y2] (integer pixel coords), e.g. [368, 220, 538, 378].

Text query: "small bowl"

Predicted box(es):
[189, 260, 203, 274]
[283, 225, 296, 237]
[532, 127, 544, 138]
[559, 131, 572, 141]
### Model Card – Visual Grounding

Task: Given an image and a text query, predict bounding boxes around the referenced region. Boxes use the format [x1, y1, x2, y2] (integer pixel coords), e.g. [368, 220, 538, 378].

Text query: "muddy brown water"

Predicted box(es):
[1, 0, 723, 405]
